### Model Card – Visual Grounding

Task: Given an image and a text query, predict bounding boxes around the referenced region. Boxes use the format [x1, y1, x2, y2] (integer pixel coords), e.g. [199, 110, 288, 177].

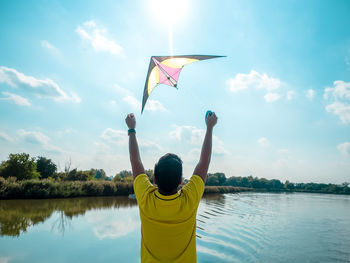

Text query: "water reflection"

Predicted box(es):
[0, 196, 137, 237]
[1, 193, 350, 263]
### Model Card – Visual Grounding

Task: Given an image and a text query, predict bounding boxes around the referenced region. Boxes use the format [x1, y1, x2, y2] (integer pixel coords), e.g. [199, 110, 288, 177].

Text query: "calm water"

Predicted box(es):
[0, 193, 350, 263]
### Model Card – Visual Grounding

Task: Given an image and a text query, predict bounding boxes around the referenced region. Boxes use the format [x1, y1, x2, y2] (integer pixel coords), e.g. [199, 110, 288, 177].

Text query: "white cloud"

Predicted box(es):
[123, 95, 165, 112]
[264, 92, 280, 103]
[324, 81, 350, 100]
[306, 89, 315, 100]
[123, 95, 140, 110]
[18, 129, 50, 145]
[1, 91, 31, 106]
[113, 84, 130, 96]
[226, 70, 281, 93]
[101, 128, 162, 151]
[0, 66, 80, 103]
[94, 218, 138, 239]
[169, 125, 205, 145]
[17, 129, 62, 153]
[145, 99, 166, 111]
[169, 125, 229, 155]
[258, 137, 270, 147]
[0, 131, 13, 142]
[101, 128, 127, 146]
[324, 81, 350, 124]
[76, 20, 122, 55]
[227, 70, 282, 102]
[139, 139, 163, 151]
[0, 257, 11, 263]
[337, 142, 350, 155]
[326, 102, 350, 124]
[286, 90, 296, 100]
[41, 40, 62, 57]
[278, 149, 289, 154]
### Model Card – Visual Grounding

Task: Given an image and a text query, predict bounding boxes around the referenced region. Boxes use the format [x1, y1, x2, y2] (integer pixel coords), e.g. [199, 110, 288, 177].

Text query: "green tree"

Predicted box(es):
[145, 169, 154, 183]
[0, 153, 39, 180]
[89, 169, 107, 180]
[36, 156, 57, 179]
[206, 173, 219, 185]
[113, 170, 133, 182]
[66, 169, 92, 181]
[216, 173, 226, 185]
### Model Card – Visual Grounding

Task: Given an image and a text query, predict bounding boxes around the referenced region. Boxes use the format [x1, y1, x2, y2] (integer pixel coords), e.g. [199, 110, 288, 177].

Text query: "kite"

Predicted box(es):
[141, 55, 225, 113]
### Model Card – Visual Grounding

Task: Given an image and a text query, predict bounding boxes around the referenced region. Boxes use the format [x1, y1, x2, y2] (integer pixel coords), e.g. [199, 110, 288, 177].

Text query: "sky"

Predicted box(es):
[0, 0, 349, 184]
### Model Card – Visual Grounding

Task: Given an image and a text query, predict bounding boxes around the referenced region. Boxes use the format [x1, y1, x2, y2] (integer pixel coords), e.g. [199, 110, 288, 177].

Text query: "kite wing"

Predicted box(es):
[141, 55, 225, 113]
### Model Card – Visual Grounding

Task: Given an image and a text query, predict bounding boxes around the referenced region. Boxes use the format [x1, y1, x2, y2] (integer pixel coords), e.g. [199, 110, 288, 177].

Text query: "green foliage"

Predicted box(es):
[82, 181, 104, 196]
[36, 156, 57, 179]
[0, 153, 39, 180]
[113, 170, 133, 182]
[66, 169, 93, 181]
[0, 177, 134, 199]
[0, 196, 137, 237]
[0, 152, 349, 198]
[89, 169, 107, 180]
[145, 169, 154, 183]
[204, 186, 249, 194]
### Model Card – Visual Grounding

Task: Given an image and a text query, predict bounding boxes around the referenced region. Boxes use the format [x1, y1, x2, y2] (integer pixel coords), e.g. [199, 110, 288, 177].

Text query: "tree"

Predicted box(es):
[90, 169, 107, 180]
[36, 156, 57, 179]
[145, 169, 154, 183]
[216, 173, 226, 185]
[113, 170, 133, 182]
[284, 180, 295, 190]
[206, 173, 219, 185]
[66, 169, 92, 181]
[0, 153, 39, 180]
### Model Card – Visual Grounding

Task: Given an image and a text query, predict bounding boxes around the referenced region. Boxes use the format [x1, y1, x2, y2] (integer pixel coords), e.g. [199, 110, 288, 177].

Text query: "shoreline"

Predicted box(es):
[1, 178, 349, 200]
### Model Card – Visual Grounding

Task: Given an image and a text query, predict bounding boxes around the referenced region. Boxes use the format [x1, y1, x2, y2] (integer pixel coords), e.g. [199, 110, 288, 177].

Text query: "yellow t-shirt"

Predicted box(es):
[134, 173, 205, 263]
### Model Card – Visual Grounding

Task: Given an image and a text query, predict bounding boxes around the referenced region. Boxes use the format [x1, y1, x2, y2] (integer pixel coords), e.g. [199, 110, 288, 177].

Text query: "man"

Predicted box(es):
[125, 111, 218, 262]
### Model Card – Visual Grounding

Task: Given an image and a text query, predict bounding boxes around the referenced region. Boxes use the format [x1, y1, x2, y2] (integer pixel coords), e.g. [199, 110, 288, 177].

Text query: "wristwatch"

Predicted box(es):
[128, 129, 136, 135]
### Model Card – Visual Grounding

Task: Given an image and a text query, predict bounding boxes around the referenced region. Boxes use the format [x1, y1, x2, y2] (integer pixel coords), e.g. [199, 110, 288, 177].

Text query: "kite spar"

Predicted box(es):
[141, 55, 225, 113]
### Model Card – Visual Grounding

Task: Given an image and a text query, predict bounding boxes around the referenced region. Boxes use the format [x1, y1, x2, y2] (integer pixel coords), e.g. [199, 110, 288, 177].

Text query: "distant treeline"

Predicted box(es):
[0, 153, 349, 198]
[205, 173, 350, 195]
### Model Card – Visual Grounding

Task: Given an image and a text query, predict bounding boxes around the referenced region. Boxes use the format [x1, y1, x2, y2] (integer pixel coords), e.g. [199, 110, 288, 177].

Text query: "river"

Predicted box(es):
[0, 193, 349, 262]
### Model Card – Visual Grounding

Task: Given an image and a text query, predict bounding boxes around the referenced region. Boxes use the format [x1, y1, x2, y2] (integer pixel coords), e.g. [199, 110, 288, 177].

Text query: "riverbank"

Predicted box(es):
[0, 177, 253, 199]
[1, 177, 349, 199]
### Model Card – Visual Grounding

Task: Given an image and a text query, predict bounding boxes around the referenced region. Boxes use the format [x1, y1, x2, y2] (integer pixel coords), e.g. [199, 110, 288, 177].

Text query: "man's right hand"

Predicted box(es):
[206, 111, 218, 129]
[125, 113, 136, 129]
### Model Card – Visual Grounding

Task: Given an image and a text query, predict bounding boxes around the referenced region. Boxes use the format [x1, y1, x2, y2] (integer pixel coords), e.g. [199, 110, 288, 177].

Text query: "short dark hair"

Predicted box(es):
[154, 153, 183, 194]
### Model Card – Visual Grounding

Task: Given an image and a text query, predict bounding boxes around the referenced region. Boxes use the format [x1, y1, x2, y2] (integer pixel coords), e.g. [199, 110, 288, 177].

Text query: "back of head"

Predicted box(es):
[154, 153, 183, 194]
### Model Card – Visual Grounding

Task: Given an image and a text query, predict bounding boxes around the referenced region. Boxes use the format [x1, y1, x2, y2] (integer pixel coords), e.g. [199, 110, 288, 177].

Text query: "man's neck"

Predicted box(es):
[158, 188, 178, 196]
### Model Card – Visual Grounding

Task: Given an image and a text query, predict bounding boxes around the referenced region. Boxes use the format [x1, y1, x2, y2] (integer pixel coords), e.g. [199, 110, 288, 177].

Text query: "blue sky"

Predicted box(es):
[0, 0, 349, 183]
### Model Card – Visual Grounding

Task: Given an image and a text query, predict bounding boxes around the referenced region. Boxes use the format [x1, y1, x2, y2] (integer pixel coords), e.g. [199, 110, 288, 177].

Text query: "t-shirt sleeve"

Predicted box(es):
[133, 173, 155, 204]
[182, 174, 205, 205]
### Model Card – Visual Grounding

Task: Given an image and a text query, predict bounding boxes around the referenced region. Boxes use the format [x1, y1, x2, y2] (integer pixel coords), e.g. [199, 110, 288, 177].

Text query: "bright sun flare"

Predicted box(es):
[150, 0, 189, 26]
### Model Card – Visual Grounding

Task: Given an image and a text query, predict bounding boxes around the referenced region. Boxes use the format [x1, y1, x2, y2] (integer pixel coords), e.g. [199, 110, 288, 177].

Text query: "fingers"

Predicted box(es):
[126, 113, 135, 119]
[208, 111, 217, 120]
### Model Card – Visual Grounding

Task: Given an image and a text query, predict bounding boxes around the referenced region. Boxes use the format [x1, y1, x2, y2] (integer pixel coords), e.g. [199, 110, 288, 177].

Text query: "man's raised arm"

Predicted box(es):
[193, 111, 218, 183]
[125, 113, 145, 179]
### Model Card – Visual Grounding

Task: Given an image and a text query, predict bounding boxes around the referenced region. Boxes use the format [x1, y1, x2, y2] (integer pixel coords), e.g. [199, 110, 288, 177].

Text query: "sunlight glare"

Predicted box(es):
[149, 0, 189, 27]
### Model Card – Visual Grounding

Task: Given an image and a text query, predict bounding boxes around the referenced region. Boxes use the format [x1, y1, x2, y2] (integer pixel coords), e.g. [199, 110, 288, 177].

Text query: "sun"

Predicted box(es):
[149, 0, 189, 27]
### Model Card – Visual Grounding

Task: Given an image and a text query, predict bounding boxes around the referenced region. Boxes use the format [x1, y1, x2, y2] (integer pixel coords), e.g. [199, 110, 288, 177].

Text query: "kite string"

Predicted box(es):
[168, 23, 173, 56]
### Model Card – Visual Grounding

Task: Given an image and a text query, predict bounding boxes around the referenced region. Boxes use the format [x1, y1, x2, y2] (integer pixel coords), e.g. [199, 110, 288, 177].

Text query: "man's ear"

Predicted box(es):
[180, 177, 183, 185]
[153, 176, 157, 185]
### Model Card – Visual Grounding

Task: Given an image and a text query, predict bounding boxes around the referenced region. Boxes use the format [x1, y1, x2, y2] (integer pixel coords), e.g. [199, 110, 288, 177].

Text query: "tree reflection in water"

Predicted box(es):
[0, 196, 137, 237]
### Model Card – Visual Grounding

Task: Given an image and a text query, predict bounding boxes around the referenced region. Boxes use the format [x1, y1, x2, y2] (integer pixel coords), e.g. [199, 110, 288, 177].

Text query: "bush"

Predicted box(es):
[102, 182, 117, 195]
[82, 181, 104, 196]
[0, 153, 39, 180]
[115, 182, 133, 195]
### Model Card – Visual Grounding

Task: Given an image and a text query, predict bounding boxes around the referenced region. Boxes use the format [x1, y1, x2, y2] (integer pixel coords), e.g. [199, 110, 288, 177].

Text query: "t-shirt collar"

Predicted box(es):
[154, 190, 181, 201]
